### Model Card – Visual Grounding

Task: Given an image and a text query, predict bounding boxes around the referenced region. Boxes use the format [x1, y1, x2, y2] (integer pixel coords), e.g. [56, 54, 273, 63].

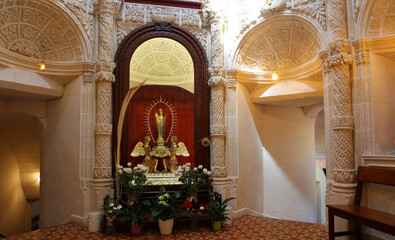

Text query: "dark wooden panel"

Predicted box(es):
[356, 166, 395, 186]
[124, 0, 202, 9]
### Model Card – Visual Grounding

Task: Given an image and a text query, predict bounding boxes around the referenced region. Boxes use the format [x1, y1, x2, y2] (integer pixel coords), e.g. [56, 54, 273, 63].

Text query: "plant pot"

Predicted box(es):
[185, 192, 198, 204]
[190, 217, 198, 231]
[212, 221, 222, 231]
[131, 224, 142, 235]
[158, 218, 174, 235]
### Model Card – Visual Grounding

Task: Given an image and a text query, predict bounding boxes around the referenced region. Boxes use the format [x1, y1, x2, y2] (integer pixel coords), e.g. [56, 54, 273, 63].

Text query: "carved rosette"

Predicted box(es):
[94, 0, 117, 180]
[321, 37, 356, 184]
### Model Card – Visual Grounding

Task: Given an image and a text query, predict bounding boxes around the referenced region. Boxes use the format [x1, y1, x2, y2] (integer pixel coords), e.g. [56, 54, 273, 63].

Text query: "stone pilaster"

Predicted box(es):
[92, 0, 118, 209]
[352, 39, 373, 157]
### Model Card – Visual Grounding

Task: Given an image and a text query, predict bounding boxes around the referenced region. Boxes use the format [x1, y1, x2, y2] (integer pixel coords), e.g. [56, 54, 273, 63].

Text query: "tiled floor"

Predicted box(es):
[7, 215, 328, 239]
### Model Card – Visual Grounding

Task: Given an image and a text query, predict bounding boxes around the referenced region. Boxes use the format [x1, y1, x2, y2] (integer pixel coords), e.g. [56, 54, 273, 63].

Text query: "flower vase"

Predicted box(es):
[127, 194, 140, 207]
[131, 224, 142, 235]
[185, 192, 198, 204]
[212, 221, 222, 231]
[105, 216, 116, 236]
[190, 217, 198, 231]
[158, 218, 174, 235]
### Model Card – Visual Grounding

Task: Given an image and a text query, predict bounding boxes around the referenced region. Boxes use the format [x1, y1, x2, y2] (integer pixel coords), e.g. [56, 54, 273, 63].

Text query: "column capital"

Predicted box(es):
[320, 39, 353, 69]
[98, 0, 118, 15]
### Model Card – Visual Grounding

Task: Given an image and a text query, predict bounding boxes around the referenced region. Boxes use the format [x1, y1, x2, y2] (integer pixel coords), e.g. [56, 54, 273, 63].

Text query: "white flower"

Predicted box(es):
[207, 171, 211, 176]
[185, 166, 190, 172]
[118, 170, 123, 174]
[124, 168, 132, 173]
[109, 203, 114, 207]
[203, 168, 208, 174]
[133, 167, 138, 171]
[127, 162, 132, 167]
[109, 210, 113, 213]
[117, 165, 123, 169]
[193, 167, 197, 171]
[198, 165, 203, 169]
[117, 205, 122, 210]
[200, 206, 204, 210]
[186, 162, 191, 167]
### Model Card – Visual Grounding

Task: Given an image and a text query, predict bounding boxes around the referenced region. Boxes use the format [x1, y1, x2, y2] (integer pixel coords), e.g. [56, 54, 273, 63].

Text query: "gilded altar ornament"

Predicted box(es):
[130, 97, 189, 173]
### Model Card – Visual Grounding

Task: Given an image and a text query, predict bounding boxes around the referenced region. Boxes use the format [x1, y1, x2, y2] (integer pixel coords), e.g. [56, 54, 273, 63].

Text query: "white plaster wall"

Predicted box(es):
[262, 106, 316, 223]
[236, 84, 316, 223]
[40, 77, 83, 228]
[236, 84, 264, 215]
[370, 54, 395, 155]
[0, 137, 30, 237]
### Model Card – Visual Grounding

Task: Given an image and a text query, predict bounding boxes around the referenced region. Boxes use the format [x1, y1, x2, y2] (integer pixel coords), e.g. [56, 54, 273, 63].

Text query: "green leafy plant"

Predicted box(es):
[151, 187, 181, 221]
[120, 200, 150, 227]
[101, 197, 123, 219]
[208, 193, 235, 222]
[117, 163, 148, 195]
[177, 163, 212, 193]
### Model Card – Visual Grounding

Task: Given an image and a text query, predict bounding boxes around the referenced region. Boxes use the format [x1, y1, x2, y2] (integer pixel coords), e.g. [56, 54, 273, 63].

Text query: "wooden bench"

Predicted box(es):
[327, 166, 395, 240]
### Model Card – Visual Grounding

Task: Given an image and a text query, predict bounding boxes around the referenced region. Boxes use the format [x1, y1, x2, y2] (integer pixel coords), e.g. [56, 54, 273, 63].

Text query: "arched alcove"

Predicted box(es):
[114, 22, 209, 169]
[233, 14, 326, 223]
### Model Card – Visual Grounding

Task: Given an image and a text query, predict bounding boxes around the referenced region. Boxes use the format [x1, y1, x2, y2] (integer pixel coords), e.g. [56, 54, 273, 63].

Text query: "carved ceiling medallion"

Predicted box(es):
[0, 0, 85, 62]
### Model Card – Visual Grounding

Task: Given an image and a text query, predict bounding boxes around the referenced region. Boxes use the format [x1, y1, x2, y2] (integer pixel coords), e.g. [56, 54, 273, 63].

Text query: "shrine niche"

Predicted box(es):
[114, 22, 209, 177]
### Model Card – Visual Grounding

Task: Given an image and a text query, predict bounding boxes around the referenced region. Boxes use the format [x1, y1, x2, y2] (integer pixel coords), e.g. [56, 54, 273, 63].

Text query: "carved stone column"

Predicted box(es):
[206, 8, 233, 199]
[92, 0, 117, 210]
[207, 10, 226, 178]
[320, 0, 356, 212]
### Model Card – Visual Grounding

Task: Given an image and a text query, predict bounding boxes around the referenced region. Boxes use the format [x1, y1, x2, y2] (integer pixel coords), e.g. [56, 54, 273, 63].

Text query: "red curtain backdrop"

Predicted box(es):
[128, 85, 194, 170]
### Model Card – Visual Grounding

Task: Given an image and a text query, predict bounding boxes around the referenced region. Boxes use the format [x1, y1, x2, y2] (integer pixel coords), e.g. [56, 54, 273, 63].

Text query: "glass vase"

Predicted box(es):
[105, 216, 116, 236]
[190, 217, 198, 231]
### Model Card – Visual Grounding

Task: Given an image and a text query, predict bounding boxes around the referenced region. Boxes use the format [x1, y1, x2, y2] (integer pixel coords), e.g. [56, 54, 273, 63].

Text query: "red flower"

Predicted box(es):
[181, 200, 193, 209]
[209, 178, 213, 182]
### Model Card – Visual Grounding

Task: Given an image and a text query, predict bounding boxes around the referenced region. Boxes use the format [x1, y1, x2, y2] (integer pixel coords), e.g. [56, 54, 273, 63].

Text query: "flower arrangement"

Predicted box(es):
[118, 163, 148, 195]
[177, 163, 212, 193]
[101, 197, 123, 219]
[151, 187, 181, 221]
[180, 200, 208, 218]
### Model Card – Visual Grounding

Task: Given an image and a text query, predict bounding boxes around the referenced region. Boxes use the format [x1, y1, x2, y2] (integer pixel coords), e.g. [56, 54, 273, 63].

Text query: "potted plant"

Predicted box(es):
[207, 193, 235, 231]
[180, 200, 208, 231]
[120, 200, 150, 235]
[177, 163, 212, 203]
[117, 163, 148, 206]
[151, 186, 181, 235]
[101, 197, 123, 235]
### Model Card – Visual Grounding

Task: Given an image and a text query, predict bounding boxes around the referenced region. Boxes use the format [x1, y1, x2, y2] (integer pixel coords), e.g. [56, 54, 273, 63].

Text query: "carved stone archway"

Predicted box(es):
[114, 22, 210, 169]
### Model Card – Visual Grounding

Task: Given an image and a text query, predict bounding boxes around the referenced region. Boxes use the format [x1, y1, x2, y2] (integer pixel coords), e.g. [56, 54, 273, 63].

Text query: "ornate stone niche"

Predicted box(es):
[114, 22, 210, 171]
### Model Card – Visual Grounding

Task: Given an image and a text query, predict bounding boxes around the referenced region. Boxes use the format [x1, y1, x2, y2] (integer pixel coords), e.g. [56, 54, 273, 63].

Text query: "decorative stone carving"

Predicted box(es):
[64, 0, 96, 44]
[116, 3, 207, 52]
[0, 0, 85, 62]
[285, 0, 326, 30]
[94, 0, 117, 181]
[236, 18, 320, 72]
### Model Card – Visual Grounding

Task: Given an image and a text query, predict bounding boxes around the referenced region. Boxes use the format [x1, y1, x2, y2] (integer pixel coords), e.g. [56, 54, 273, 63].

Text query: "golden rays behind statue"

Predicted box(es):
[131, 97, 189, 173]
